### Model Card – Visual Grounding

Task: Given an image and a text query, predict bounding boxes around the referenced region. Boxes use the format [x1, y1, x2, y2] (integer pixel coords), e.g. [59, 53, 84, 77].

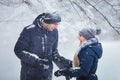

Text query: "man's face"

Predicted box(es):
[45, 22, 60, 31]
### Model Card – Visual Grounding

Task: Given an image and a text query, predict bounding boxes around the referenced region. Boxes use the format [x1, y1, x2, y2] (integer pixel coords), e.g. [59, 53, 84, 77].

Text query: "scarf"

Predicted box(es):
[73, 38, 98, 67]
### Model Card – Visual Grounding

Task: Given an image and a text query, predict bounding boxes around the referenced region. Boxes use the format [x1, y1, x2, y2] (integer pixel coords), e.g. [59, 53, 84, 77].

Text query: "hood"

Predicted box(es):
[33, 13, 44, 27]
[90, 42, 103, 59]
[81, 38, 103, 59]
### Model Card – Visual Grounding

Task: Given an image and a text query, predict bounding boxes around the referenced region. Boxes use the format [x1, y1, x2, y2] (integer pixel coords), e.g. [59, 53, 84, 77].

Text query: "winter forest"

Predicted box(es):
[0, 0, 120, 80]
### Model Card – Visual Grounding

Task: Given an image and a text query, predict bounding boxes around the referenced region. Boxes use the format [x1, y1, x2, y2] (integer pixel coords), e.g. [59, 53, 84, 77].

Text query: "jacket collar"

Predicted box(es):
[81, 37, 98, 49]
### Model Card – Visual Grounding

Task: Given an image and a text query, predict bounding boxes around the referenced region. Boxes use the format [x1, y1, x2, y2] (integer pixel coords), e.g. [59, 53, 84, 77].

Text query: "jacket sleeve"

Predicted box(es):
[72, 48, 95, 77]
[52, 30, 60, 61]
[14, 28, 40, 66]
[52, 30, 72, 69]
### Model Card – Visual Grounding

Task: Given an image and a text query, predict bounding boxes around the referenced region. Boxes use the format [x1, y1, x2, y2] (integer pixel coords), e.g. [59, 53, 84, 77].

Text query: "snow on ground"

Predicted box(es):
[97, 41, 120, 80]
[53, 40, 120, 80]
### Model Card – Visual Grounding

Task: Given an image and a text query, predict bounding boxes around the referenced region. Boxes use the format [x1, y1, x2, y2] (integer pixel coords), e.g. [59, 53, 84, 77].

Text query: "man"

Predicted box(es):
[14, 12, 72, 80]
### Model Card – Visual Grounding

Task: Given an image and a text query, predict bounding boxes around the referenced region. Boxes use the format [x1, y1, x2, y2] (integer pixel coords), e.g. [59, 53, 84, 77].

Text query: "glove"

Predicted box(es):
[54, 69, 63, 77]
[37, 58, 49, 69]
[60, 56, 73, 68]
[53, 54, 73, 69]
[54, 69, 74, 77]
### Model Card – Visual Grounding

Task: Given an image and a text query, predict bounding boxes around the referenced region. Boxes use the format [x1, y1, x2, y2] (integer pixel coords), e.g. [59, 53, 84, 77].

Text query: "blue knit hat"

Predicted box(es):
[79, 28, 96, 40]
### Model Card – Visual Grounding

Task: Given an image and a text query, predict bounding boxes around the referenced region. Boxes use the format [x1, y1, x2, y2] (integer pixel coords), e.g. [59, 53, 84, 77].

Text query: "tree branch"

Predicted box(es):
[68, 0, 97, 25]
[23, 0, 32, 6]
[84, 0, 120, 35]
[0, 1, 9, 6]
[73, 2, 91, 20]
[68, 0, 82, 19]
[104, 0, 117, 14]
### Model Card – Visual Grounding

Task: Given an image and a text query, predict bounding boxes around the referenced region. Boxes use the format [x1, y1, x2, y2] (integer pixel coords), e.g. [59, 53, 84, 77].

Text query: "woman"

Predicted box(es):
[54, 28, 103, 80]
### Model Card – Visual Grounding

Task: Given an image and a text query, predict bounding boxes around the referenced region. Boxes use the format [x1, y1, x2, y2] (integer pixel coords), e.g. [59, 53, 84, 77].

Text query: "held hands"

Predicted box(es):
[60, 56, 73, 68]
[54, 69, 65, 77]
[54, 68, 74, 77]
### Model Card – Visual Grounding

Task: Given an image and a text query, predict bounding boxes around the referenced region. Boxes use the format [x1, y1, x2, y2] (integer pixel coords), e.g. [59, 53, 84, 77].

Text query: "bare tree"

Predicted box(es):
[0, 0, 23, 7]
[85, 0, 120, 34]
[0, 0, 120, 37]
[67, 0, 120, 35]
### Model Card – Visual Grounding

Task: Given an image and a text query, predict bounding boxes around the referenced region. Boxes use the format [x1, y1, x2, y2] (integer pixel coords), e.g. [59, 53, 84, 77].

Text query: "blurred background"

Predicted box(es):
[0, 0, 120, 80]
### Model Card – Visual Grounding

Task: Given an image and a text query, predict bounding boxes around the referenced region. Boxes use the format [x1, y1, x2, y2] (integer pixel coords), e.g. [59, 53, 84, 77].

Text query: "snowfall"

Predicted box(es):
[0, 1, 120, 80]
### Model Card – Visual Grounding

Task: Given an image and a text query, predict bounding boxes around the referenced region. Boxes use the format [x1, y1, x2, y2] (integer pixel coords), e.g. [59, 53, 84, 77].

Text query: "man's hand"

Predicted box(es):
[59, 56, 73, 68]
[54, 69, 74, 77]
[54, 69, 64, 77]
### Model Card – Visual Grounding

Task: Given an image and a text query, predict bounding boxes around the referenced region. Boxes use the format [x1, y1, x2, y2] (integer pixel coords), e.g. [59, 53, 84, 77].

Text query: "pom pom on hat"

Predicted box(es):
[95, 28, 101, 35]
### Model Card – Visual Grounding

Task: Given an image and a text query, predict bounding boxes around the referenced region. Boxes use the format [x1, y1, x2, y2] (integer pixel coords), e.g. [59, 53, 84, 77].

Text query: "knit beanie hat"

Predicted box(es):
[43, 12, 61, 24]
[79, 28, 96, 40]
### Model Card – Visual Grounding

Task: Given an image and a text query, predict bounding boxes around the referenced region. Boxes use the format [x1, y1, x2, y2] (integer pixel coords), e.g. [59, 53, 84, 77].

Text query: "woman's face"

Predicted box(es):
[78, 35, 86, 44]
